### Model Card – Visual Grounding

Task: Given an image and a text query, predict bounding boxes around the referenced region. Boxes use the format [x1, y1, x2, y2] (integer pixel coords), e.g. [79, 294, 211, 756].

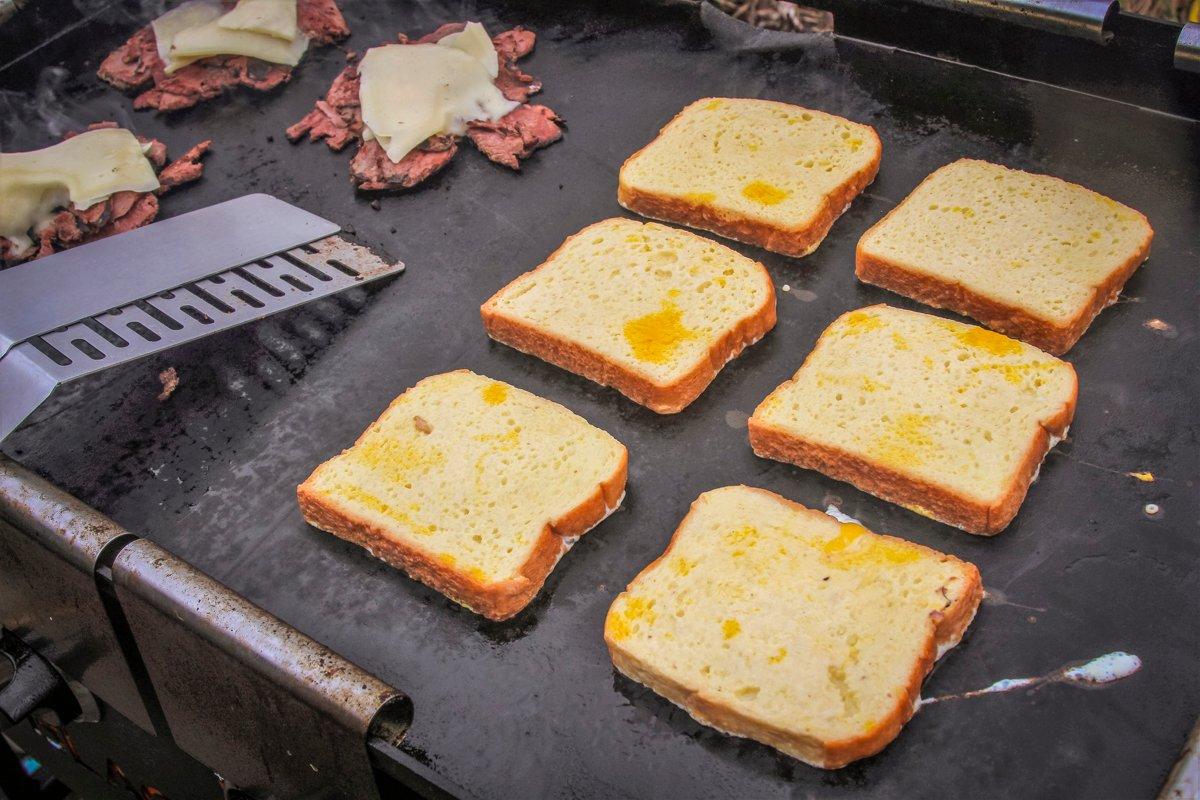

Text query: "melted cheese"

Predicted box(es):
[167, 20, 308, 72]
[152, 0, 223, 70]
[0, 128, 160, 245]
[218, 0, 298, 41]
[358, 23, 517, 163]
[438, 22, 499, 79]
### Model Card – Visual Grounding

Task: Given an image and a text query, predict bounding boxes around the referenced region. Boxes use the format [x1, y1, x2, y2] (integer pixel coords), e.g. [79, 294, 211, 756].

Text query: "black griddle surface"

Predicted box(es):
[3, 2, 1198, 798]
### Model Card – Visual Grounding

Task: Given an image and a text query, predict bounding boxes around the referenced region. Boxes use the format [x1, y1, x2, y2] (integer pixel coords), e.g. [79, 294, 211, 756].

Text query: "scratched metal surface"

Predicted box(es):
[2, 1, 1198, 797]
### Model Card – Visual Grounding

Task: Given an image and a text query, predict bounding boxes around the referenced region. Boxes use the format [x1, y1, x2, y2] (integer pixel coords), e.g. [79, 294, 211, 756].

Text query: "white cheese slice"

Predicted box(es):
[152, 0, 224, 71]
[166, 17, 308, 73]
[217, 0, 298, 42]
[0, 128, 160, 246]
[358, 24, 517, 164]
[439, 22, 499, 79]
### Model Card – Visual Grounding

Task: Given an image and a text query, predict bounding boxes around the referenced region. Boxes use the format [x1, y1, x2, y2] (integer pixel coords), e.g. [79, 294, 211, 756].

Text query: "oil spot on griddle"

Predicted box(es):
[982, 587, 1046, 613]
[920, 652, 1142, 707]
[780, 284, 817, 302]
[1051, 450, 1163, 485]
[1143, 318, 1178, 339]
[724, 409, 749, 429]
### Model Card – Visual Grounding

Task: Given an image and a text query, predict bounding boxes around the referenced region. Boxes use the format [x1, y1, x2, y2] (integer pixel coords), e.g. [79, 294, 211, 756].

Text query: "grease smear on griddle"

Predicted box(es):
[1143, 318, 1177, 338]
[920, 652, 1142, 707]
[981, 587, 1045, 613]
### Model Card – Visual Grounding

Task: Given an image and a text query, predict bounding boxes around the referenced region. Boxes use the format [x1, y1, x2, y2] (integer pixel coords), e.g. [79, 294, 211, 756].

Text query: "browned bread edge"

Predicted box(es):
[604, 486, 983, 768]
[297, 371, 629, 621]
[617, 100, 882, 258]
[855, 161, 1154, 355]
[480, 224, 778, 414]
[746, 330, 1078, 534]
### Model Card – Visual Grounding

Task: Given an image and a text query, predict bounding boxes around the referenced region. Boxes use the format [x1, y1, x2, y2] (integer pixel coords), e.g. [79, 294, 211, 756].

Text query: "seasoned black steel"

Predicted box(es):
[1, 1, 1197, 798]
[111, 539, 410, 799]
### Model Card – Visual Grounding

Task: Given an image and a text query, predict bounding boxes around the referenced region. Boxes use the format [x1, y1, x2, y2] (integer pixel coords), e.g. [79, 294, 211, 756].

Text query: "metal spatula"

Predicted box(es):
[0, 194, 404, 442]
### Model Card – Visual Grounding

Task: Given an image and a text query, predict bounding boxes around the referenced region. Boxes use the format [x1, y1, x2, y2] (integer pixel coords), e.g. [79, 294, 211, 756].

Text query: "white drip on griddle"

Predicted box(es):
[919, 651, 1142, 707]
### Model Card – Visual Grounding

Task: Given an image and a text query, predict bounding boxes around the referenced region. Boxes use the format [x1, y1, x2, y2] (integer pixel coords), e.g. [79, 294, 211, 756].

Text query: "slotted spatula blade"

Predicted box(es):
[0, 195, 404, 443]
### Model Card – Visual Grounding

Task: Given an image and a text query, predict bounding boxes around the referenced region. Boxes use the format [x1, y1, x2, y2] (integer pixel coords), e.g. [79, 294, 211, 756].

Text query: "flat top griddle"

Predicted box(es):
[2, 1, 1198, 797]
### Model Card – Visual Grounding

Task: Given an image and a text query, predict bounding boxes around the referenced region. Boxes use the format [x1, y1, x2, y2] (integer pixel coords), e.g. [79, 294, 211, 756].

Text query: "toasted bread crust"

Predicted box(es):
[605, 486, 983, 768]
[855, 164, 1154, 355]
[617, 100, 882, 257]
[481, 226, 777, 414]
[297, 371, 628, 621]
[747, 338, 1078, 534]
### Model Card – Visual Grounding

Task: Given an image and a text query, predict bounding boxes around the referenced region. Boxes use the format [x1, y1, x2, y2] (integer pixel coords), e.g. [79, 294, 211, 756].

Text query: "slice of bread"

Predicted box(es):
[481, 218, 776, 414]
[856, 159, 1153, 355]
[617, 98, 881, 257]
[298, 370, 627, 620]
[605, 485, 982, 769]
[748, 305, 1076, 534]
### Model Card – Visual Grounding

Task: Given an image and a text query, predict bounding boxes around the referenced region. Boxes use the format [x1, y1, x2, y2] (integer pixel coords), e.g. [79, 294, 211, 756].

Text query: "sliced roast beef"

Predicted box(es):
[157, 140, 214, 190]
[289, 23, 561, 192]
[97, 25, 160, 91]
[101, 192, 161, 236]
[98, 0, 349, 112]
[134, 57, 292, 112]
[467, 105, 563, 170]
[494, 28, 536, 61]
[297, 0, 350, 45]
[350, 139, 459, 191]
[1, 127, 209, 266]
[285, 65, 361, 149]
[494, 60, 541, 104]
[414, 22, 467, 44]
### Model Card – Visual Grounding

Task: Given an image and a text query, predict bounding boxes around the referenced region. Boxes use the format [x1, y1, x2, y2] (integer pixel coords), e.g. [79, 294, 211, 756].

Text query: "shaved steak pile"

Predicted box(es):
[287, 22, 564, 191]
[97, 0, 349, 112]
[0, 123, 211, 265]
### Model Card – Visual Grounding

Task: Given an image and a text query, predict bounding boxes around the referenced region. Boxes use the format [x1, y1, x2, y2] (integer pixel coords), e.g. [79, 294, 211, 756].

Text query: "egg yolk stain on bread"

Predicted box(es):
[623, 301, 699, 364]
[607, 595, 656, 641]
[843, 310, 883, 334]
[353, 437, 446, 483]
[481, 382, 508, 405]
[872, 413, 933, 467]
[822, 522, 920, 568]
[955, 327, 1022, 356]
[741, 181, 789, 206]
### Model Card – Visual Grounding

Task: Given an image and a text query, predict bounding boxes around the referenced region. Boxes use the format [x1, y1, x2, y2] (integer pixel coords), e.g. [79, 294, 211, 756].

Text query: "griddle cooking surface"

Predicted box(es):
[3, 2, 1198, 797]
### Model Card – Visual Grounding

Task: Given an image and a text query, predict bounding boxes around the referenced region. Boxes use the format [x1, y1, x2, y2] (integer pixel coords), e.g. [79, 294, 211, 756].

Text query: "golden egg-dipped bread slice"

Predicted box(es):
[298, 370, 627, 620]
[856, 159, 1153, 354]
[605, 486, 982, 768]
[618, 98, 881, 257]
[482, 218, 776, 414]
[748, 305, 1077, 534]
